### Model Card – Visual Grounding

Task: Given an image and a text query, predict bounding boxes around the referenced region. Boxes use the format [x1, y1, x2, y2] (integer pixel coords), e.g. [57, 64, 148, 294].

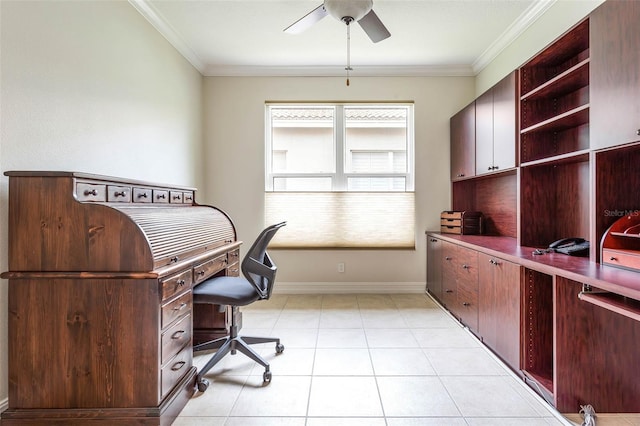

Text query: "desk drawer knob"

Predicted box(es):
[170, 256, 179, 263]
[176, 279, 186, 287]
[462, 302, 470, 307]
[84, 189, 98, 196]
[445, 289, 453, 293]
[173, 303, 188, 311]
[171, 361, 186, 371]
[114, 191, 127, 197]
[610, 256, 618, 261]
[171, 330, 186, 339]
[462, 264, 469, 269]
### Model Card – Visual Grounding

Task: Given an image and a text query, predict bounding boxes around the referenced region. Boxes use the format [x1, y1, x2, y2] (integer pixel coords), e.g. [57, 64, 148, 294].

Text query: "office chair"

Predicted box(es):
[192, 221, 286, 392]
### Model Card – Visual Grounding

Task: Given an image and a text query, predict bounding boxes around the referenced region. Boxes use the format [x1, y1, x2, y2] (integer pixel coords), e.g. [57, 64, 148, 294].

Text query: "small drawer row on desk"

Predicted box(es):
[76, 181, 194, 204]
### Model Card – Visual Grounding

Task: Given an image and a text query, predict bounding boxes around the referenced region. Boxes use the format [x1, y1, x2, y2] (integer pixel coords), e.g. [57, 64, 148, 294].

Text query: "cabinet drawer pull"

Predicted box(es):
[185, 195, 193, 201]
[173, 303, 188, 311]
[445, 256, 452, 260]
[462, 264, 470, 269]
[197, 270, 206, 276]
[84, 189, 98, 196]
[610, 256, 618, 261]
[170, 256, 179, 263]
[137, 192, 148, 199]
[489, 259, 501, 265]
[637, 129, 640, 136]
[157, 193, 166, 199]
[445, 289, 453, 293]
[114, 191, 127, 197]
[456, 173, 465, 177]
[176, 279, 186, 287]
[171, 330, 186, 339]
[430, 238, 438, 242]
[171, 361, 186, 371]
[462, 302, 470, 306]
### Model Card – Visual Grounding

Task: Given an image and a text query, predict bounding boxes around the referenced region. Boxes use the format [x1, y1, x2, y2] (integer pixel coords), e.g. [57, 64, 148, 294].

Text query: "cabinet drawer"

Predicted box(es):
[76, 182, 106, 202]
[107, 185, 132, 203]
[441, 211, 463, 220]
[227, 250, 240, 267]
[441, 218, 462, 227]
[153, 189, 169, 203]
[162, 291, 192, 328]
[162, 313, 192, 364]
[161, 269, 193, 301]
[170, 191, 183, 203]
[194, 255, 227, 284]
[133, 187, 153, 203]
[603, 248, 640, 271]
[161, 345, 192, 399]
[183, 191, 194, 203]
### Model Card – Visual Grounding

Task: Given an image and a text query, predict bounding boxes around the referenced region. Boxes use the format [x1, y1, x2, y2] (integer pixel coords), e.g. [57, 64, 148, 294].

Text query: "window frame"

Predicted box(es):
[265, 102, 415, 192]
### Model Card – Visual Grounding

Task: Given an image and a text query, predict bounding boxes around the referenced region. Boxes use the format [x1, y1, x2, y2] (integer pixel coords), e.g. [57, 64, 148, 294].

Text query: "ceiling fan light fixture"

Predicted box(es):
[324, 0, 373, 22]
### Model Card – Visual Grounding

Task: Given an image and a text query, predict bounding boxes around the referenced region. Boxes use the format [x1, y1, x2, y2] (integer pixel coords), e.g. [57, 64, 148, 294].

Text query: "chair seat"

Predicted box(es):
[193, 276, 261, 306]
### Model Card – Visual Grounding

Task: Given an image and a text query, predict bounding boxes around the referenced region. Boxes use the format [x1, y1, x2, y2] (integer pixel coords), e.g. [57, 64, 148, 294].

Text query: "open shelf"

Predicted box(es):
[521, 104, 589, 135]
[520, 149, 589, 168]
[521, 58, 590, 101]
[522, 269, 554, 404]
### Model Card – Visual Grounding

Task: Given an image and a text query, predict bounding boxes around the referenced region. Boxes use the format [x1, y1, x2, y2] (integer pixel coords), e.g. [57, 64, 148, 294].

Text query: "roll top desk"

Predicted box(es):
[1, 171, 241, 425]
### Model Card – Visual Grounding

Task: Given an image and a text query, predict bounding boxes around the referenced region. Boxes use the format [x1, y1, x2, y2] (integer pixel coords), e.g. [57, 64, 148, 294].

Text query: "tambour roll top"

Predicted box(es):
[5, 171, 236, 272]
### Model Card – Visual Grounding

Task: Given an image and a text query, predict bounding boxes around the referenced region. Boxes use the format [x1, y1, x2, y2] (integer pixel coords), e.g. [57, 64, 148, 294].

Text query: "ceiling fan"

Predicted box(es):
[284, 0, 391, 85]
[284, 0, 391, 43]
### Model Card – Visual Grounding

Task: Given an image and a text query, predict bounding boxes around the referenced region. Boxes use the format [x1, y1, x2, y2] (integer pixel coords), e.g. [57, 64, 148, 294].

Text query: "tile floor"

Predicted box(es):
[175, 293, 638, 426]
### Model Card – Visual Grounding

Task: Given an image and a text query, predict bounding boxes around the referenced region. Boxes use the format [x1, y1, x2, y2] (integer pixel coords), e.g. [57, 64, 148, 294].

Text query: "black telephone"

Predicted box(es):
[548, 237, 590, 256]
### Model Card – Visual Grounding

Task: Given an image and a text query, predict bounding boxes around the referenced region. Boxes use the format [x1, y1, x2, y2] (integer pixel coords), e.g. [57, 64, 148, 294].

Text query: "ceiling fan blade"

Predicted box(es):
[284, 4, 328, 34]
[358, 9, 390, 42]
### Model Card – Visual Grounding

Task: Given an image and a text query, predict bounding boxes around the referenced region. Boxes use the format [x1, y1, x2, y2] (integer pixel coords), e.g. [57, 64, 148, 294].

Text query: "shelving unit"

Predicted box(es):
[520, 19, 590, 164]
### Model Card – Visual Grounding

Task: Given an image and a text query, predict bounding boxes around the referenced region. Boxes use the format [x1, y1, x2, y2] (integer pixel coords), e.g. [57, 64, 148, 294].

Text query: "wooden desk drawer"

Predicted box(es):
[133, 187, 153, 203]
[194, 255, 227, 284]
[227, 250, 240, 266]
[603, 248, 640, 271]
[161, 345, 192, 399]
[76, 182, 106, 202]
[161, 269, 193, 301]
[170, 191, 183, 203]
[153, 189, 169, 203]
[161, 313, 192, 364]
[107, 185, 132, 203]
[183, 191, 194, 203]
[162, 291, 192, 328]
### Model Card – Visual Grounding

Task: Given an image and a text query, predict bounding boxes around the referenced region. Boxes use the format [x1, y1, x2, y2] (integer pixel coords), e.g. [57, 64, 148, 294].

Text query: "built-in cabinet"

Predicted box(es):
[475, 71, 517, 175]
[477, 253, 521, 371]
[450, 102, 476, 180]
[590, 0, 640, 150]
[431, 0, 640, 415]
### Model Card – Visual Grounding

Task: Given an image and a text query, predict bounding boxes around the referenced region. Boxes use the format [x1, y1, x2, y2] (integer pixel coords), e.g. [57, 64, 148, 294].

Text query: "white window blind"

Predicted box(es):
[265, 192, 415, 249]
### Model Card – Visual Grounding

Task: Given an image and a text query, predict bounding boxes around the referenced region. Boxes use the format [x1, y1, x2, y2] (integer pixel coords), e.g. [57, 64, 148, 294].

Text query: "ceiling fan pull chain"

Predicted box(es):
[345, 17, 352, 86]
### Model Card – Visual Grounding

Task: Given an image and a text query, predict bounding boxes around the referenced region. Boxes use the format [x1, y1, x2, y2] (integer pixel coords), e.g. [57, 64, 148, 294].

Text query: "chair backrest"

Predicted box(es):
[241, 222, 286, 300]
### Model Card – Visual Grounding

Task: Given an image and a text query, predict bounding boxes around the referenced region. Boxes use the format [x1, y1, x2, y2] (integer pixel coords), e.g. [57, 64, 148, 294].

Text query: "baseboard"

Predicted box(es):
[1, 397, 8, 414]
[273, 281, 425, 294]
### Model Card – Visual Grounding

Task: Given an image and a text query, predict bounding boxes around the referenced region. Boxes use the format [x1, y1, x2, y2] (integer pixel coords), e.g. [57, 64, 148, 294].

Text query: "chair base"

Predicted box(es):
[193, 307, 283, 391]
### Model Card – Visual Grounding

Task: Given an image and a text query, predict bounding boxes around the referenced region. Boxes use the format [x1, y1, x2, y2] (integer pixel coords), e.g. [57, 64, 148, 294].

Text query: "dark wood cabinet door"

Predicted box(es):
[590, 0, 640, 150]
[492, 71, 517, 171]
[475, 89, 494, 175]
[426, 236, 443, 301]
[450, 102, 476, 180]
[478, 252, 521, 371]
[441, 241, 458, 309]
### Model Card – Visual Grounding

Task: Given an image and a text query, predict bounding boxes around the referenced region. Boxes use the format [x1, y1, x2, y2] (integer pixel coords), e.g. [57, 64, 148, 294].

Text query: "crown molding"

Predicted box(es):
[202, 64, 475, 77]
[128, 0, 206, 73]
[130, 0, 553, 78]
[472, 0, 557, 74]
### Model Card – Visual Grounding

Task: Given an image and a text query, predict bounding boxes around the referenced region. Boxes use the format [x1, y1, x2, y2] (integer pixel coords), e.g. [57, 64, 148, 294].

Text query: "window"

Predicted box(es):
[265, 103, 415, 248]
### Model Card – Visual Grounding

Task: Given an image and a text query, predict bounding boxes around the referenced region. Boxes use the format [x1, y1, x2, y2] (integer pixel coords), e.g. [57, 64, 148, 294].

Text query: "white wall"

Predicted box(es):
[0, 0, 203, 410]
[202, 76, 474, 291]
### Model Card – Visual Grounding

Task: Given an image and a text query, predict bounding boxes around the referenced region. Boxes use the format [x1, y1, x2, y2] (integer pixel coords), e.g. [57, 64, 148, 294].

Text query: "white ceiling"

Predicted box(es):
[130, 0, 555, 77]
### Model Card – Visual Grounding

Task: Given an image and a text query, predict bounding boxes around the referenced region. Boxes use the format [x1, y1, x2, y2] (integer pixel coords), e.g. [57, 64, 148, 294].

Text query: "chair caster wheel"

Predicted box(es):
[275, 343, 285, 354]
[263, 370, 272, 383]
[197, 378, 209, 392]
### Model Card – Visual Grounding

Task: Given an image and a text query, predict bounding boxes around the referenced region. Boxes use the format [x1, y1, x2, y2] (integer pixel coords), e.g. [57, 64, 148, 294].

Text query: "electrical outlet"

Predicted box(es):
[338, 262, 345, 273]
